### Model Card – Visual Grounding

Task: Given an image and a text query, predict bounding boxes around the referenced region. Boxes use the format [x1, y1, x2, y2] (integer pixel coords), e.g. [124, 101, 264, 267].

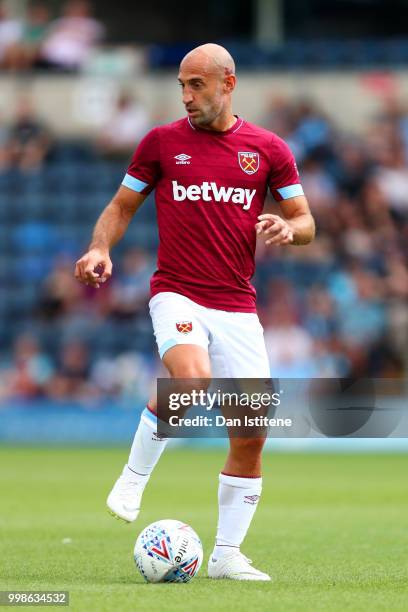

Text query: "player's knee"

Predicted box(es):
[167, 362, 211, 406]
[163, 345, 211, 380]
[229, 437, 266, 456]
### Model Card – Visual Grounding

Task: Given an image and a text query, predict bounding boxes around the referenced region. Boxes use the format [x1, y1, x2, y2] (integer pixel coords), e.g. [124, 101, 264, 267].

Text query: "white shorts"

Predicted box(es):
[149, 292, 270, 378]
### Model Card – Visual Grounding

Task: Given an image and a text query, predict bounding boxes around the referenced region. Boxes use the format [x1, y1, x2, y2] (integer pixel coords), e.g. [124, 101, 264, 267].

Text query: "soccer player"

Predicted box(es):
[75, 43, 315, 581]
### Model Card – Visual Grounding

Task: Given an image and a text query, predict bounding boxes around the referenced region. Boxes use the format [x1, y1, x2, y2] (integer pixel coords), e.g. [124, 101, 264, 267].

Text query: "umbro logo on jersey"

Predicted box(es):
[238, 152, 259, 175]
[172, 180, 256, 211]
[174, 153, 191, 165]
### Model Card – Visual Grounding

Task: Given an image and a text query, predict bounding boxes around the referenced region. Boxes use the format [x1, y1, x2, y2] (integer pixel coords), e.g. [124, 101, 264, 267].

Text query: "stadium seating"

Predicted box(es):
[0, 156, 158, 359]
[148, 39, 408, 69]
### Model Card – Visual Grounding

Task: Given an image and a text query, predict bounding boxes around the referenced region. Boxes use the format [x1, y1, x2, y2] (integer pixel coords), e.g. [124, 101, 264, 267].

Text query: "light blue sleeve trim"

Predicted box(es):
[141, 407, 157, 426]
[122, 173, 149, 192]
[159, 339, 177, 359]
[277, 184, 304, 199]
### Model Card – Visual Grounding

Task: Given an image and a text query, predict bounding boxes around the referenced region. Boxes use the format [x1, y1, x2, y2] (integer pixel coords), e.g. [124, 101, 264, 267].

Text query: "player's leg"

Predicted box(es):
[107, 345, 210, 522]
[223, 436, 265, 476]
[207, 310, 271, 580]
[106, 396, 168, 523]
[126, 341, 211, 476]
[107, 293, 210, 522]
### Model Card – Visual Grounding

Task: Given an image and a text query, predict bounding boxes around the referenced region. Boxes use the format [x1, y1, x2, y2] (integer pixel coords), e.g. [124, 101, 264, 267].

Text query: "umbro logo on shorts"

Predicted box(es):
[176, 321, 193, 334]
[174, 153, 191, 165]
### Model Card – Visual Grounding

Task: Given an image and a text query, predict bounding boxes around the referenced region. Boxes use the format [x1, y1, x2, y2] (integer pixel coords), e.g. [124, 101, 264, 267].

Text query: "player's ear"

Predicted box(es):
[224, 74, 236, 93]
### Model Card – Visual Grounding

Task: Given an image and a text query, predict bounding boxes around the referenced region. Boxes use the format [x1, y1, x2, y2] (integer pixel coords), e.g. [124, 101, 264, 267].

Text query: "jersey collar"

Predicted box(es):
[187, 115, 244, 136]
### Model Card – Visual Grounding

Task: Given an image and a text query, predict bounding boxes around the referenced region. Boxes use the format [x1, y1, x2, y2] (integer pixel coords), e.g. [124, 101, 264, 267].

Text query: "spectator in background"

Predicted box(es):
[292, 98, 334, 160]
[299, 153, 337, 212]
[5, 96, 53, 171]
[261, 97, 333, 163]
[91, 351, 156, 401]
[108, 248, 154, 319]
[261, 280, 316, 377]
[335, 266, 386, 346]
[0, 334, 54, 400]
[38, 256, 84, 320]
[0, 112, 10, 169]
[96, 91, 151, 158]
[261, 95, 296, 140]
[46, 340, 99, 403]
[39, 0, 104, 72]
[374, 143, 408, 219]
[332, 137, 371, 198]
[303, 285, 336, 340]
[14, 2, 51, 71]
[0, 2, 23, 70]
[264, 305, 316, 377]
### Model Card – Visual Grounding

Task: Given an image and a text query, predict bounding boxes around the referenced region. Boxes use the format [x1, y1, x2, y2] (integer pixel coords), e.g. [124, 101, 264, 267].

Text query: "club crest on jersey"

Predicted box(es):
[238, 152, 259, 175]
[176, 321, 193, 334]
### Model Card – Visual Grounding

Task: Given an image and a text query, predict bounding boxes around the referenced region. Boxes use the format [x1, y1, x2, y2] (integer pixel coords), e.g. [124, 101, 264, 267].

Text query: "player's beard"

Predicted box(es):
[190, 103, 222, 128]
[188, 89, 225, 127]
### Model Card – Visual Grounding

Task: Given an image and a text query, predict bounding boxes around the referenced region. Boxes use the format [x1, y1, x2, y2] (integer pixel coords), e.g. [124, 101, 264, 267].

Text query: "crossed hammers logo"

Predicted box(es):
[176, 321, 193, 334]
[242, 157, 257, 172]
[238, 152, 259, 175]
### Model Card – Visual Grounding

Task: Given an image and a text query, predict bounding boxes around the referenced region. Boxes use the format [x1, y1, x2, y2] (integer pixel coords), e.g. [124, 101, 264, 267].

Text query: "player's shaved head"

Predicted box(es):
[178, 44, 237, 130]
[180, 44, 235, 78]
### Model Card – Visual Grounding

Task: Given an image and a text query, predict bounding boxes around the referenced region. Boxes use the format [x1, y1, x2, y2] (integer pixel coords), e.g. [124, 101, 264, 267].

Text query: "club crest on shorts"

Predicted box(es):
[238, 152, 259, 175]
[176, 321, 193, 334]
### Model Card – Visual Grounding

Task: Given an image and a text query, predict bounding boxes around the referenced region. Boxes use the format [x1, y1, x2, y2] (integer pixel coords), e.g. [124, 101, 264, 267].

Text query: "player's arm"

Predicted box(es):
[75, 127, 161, 288]
[256, 195, 315, 246]
[258, 134, 315, 246]
[75, 186, 146, 288]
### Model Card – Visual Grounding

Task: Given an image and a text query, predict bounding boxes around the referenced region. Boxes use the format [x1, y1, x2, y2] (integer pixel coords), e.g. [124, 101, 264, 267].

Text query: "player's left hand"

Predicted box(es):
[255, 214, 294, 246]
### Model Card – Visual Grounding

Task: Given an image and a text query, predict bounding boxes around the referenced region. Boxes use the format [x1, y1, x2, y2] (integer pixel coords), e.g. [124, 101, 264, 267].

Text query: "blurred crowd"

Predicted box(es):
[0, 92, 407, 405]
[0, 248, 159, 405]
[257, 96, 408, 378]
[0, 90, 150, 171]
[0, 0, 104, 72]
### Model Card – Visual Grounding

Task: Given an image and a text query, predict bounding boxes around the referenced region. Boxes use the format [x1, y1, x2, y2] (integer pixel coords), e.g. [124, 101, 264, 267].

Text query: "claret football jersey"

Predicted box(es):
[123, 116, 304, 313]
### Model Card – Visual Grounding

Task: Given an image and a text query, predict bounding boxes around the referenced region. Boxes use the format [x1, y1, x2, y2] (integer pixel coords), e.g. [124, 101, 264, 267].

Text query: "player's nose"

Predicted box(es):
[182, 90, 194, 105]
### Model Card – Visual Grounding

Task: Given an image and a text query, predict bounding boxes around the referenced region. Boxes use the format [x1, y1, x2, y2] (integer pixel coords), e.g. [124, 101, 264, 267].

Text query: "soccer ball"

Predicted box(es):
[134, 519, 203, 583]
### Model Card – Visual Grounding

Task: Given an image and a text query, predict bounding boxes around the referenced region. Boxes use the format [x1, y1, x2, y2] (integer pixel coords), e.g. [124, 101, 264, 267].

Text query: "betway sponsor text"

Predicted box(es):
[172, 181, 256, 211]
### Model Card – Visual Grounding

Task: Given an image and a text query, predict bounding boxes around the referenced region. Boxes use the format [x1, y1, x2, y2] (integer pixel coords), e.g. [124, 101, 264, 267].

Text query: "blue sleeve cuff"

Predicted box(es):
[159, 339, 177, 359]
[122, 173, 149, 192]
[277, 184, 304, 199]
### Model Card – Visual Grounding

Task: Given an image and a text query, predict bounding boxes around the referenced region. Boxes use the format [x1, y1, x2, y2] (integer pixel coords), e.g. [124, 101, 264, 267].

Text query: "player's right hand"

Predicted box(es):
[74, 248, 112, 289]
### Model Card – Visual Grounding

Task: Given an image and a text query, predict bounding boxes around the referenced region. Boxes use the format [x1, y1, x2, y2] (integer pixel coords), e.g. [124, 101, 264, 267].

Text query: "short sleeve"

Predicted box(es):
[122, 128, 161, 195]
[268, 136, 304, 201]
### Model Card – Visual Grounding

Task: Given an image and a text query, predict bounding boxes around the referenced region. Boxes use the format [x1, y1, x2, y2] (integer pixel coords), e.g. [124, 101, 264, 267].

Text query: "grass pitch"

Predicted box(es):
[0, 448, 407, 611]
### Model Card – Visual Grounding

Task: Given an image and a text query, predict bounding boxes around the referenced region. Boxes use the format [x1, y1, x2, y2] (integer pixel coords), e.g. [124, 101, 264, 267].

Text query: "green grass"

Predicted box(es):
[0, 448, 407, 611]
